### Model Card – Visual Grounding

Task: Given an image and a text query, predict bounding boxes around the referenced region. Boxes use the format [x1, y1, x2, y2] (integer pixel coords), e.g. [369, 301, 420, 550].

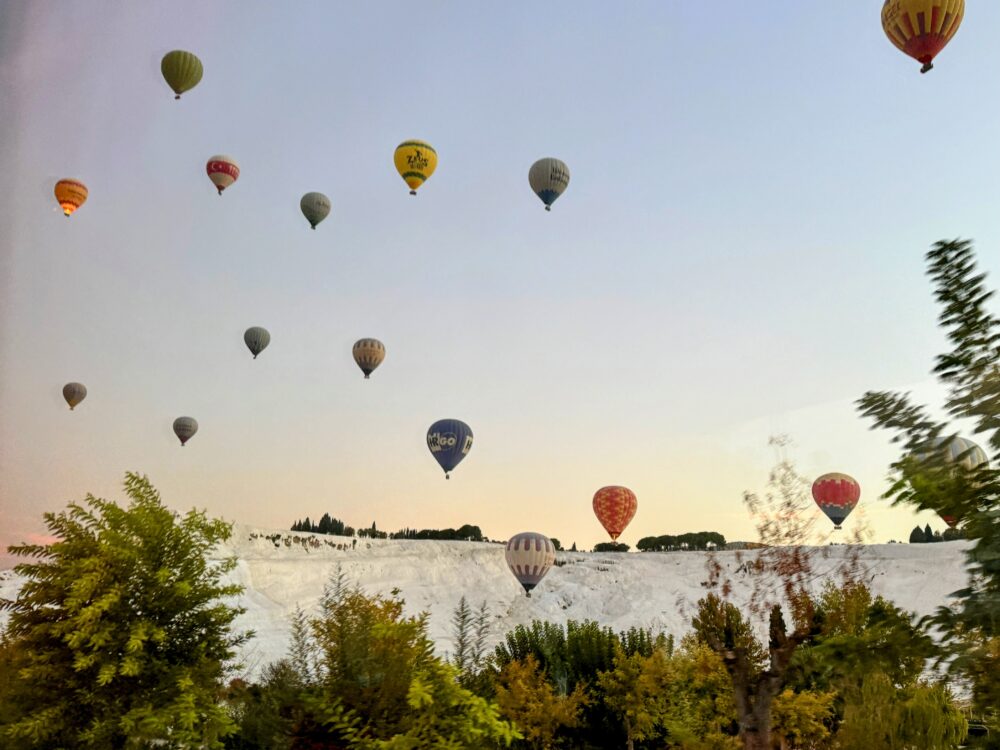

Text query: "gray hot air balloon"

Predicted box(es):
[528, 158, 570, 211]
[244, 326, 271, 359]
[173, 417, 198, 446]
[300, 192, 331, 230]
[62, 382, 87, 410]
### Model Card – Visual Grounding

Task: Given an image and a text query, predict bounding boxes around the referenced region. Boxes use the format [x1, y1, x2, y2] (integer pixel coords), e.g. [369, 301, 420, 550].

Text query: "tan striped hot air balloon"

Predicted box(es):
[505, 532, 556, 597]
[353, 339, 385, 379]
[54, 179, 88, 217]
[161, 50, 203, 99]
[394, 140, 437, 195]
[881, 0, 964, 73]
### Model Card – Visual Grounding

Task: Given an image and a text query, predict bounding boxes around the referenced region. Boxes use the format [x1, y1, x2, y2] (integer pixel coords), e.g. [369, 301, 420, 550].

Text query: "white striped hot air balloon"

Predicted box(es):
[206, 155, 239, 195]
[505, 532, 556, 597]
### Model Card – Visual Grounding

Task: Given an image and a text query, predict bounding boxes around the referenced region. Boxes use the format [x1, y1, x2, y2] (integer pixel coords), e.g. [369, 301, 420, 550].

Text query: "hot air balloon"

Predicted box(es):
[244, 327, 270, 359]
[173, 417, 198, 446]
[592, 486, 637, 541]
[300, 192, 331, 229]
[54, 179, 88, 217]
[811, 473, 860, 530]
[528, 158, 570, 211]
[62, 382, 87, 410]
[426, 419, 472, 478]
[881, 0, 964, 73]
[505, 532, 556, 597]
[394, 140, 437, 195]
[353, 339, 385, 379]
[206, 156, 239, 195]
[916, 435, 988, 527]
[161, 50, 203, 99]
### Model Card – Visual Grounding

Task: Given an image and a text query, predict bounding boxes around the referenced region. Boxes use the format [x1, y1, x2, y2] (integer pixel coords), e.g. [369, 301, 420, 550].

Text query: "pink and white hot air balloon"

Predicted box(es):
[206, 155, 240, 195]
[505, 532, 556, 597]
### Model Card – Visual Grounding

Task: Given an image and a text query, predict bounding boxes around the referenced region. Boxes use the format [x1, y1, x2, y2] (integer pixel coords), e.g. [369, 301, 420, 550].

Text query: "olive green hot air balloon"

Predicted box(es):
[161, 50, 203, 100]
[300, 192, 331, 230]
[62, 382, 87, 410]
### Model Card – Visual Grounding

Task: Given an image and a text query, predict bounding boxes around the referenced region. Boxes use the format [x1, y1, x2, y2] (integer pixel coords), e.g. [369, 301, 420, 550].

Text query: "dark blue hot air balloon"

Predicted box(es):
[427, 419, 473, 479]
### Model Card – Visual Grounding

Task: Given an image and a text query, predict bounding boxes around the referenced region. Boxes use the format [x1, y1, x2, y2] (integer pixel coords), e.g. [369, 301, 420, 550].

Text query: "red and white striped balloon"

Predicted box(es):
[206, 155, 240, 195]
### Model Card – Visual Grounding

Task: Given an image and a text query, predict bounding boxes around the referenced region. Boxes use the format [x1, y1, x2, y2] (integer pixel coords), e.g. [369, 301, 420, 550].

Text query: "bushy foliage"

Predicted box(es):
[592, 542, 629, 552]
[390, 524, 484, 541]
[0, 473, 250, 749]
[636, 532, 726, 552]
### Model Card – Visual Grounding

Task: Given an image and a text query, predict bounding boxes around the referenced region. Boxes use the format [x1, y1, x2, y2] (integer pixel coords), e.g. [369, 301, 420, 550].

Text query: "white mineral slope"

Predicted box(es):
[0, 528, 973, 681]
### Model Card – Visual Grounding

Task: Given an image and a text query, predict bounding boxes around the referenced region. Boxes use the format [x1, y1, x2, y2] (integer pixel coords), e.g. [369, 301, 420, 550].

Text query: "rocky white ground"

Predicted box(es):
[0, 528, 971, 679]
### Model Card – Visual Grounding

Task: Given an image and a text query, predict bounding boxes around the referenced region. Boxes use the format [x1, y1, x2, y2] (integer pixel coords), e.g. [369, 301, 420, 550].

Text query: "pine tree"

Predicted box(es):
[0, 472, 250, 748]
[451, 596, 473, 674]
[857, 239, 1000, 731]
[924, 523, 934, 542]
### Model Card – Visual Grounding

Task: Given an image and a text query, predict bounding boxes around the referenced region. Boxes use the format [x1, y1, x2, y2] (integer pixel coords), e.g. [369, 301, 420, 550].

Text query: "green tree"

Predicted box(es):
[494, 654, 587, 749]
[769, 689, 834, 750]
[909, 525, 926, 543]
[924, 523, 935, 542]
[596, 648, 672, 750]
[857, 239, 1000, 728]
[592, 542, 629, 552]
[0, 472, 250, 749]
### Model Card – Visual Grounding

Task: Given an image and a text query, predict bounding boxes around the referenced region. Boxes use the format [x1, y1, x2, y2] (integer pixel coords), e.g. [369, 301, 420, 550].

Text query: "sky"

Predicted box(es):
[2, 2, 1000, 565]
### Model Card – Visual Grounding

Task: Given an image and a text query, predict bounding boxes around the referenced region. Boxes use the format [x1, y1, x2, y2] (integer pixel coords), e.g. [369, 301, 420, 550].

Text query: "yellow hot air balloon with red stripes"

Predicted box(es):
[54, 179, 88, 217]
[881, 0, 964, 73]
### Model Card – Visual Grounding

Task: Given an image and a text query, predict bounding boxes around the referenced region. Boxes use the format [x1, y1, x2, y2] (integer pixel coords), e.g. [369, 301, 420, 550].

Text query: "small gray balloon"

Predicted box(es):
[244, 326, 271, 359]
[173, 416, 198, 446]
[300, 192, 331, 229]
[62, 382, 87, 410]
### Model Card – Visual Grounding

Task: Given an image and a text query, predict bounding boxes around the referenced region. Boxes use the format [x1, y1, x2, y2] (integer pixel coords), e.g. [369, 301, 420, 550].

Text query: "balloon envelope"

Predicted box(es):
[881, 0, 963, 73]
[54, 179, 88, 217]
[206, 155, 239, 195]
[528, 158, 570, 211]
[811, 473, 860, 529]
[505, 532, 556, 595]
[353, 339, 385, 379]
[394, 140, 437, 195]
[592, 486, 637, 540]
[173, 417, 198, 446]
[62, 382, 87, 410]
[300, 192, 331, 229]
[916, 436, 988, 528]
[426, 419, 473, 478]
[244, 327, 270, 359]
[161, 50, 203, 98]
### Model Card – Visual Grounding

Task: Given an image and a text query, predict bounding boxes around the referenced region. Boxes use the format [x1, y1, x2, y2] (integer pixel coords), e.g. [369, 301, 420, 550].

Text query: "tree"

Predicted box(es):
[695, 439, 862, 750]
[769, 689, 834, 750]
[494, 654, 587, 749]
[857, 239, 1000, 727]
[570, 543, 577, 552]
[596, 648, 672, 750]
[909, 525, 926, 543]
[550, 538, 562, 551]
[593, 542, 629, 553]
[924, 523, 934, 542]
[0, 472, 250, 749]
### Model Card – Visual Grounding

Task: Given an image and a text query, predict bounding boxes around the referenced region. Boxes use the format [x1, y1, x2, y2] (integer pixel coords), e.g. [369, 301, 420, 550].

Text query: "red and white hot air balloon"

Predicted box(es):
[811, 473, 860, 530]
[505, 532, 556, 597]
[592, 486, 637, 541]
[206, 155, 239, 195]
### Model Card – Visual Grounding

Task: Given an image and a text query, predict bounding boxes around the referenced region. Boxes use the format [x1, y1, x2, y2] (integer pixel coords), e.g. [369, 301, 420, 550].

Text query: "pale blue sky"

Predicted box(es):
[2, 2, 999, 562]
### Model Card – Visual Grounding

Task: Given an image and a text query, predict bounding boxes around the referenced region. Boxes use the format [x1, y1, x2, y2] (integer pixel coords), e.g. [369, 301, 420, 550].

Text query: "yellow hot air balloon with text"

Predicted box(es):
[54, 179, 88, 217]
[881, 0, 963, 73]
[394, 140, 437, 195]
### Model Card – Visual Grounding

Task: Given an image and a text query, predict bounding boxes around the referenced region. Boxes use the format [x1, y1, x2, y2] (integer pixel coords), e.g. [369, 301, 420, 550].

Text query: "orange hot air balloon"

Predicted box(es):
[592, 486, 637, 541]
[881, 0, 964, 73]
[54, 179, 88, 217]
